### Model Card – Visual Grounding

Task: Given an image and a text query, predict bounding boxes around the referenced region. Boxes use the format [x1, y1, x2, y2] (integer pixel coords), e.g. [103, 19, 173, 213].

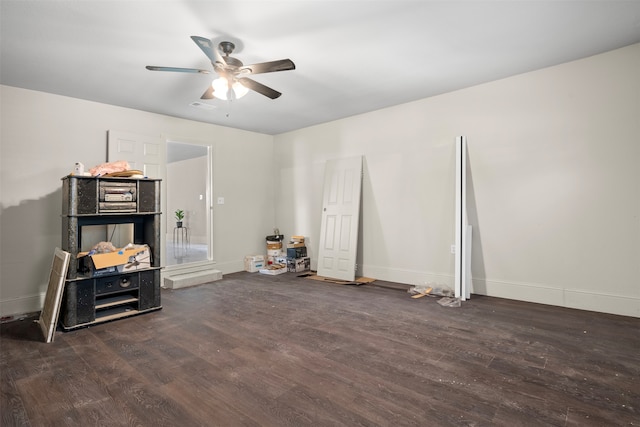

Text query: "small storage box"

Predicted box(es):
[287, 246, 307, 258]
[287, 257, 311, 273]
[77, 244, 151, 277]
[244, 255, 265, 272]
[259, 265, 287, 275]
[267, 248, 284, 257]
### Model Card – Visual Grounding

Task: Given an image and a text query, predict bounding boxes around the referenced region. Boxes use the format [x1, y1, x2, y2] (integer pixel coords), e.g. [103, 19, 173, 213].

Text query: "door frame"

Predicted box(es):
[107, 130, 216, 280]
[162, 136, 216, 277]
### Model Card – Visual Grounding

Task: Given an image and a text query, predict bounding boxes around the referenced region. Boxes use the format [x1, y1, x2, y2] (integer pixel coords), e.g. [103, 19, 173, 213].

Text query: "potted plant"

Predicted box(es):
[174, 209, 185, 228]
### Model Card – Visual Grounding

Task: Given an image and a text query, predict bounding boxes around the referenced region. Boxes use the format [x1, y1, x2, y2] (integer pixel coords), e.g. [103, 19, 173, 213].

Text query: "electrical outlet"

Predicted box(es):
[450, 245, 456, 254]
[217, 197, 225, 205]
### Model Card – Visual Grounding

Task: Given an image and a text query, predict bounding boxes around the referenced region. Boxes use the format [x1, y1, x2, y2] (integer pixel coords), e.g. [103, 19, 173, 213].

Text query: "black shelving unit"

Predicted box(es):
[60, 175, 162, 330]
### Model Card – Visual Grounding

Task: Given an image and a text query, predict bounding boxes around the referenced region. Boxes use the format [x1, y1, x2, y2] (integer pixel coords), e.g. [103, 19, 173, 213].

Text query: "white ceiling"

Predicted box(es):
[2, 1, 639, 135]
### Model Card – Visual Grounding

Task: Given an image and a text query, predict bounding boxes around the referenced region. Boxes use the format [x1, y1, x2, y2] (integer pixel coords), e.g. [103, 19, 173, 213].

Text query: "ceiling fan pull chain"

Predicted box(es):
[225, 99, 233, 118]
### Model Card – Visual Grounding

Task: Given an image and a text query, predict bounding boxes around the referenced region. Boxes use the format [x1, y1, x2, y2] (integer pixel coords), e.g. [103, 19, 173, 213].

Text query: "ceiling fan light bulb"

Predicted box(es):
[212, 77, 229, 100]
[233, 82, 249, 99]
[212, 77, 248, 100]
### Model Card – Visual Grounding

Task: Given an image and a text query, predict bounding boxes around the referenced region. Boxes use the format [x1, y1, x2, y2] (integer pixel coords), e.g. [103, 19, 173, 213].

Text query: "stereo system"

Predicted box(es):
[98, 181, 137, 212]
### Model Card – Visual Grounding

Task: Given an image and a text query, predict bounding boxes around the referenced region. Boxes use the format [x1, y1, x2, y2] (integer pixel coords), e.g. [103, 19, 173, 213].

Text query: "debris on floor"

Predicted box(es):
[408, 284, 460, 307]
[411, 287, 433, 299]
[408, 284, 454, 297]
[437, 297, 461, 307]
[301, 272, 376, 286]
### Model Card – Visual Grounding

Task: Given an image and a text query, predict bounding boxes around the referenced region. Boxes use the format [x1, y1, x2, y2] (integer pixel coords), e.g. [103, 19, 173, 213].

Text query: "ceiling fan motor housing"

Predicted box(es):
[219, 41, 235, 55]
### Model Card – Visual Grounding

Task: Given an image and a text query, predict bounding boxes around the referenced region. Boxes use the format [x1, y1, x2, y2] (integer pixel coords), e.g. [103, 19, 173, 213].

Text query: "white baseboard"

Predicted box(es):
[360, 265, 639, 318]
[362, 264, 454, 289]
[5, 266, 635, 318]
[213, 260, 245, 275]
[0, 293, 43, 318]
[473, 278, 639, 318]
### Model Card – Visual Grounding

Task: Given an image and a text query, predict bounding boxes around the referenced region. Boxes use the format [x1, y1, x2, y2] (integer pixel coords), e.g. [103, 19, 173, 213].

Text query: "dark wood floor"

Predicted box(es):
[1, 271, 638, 426]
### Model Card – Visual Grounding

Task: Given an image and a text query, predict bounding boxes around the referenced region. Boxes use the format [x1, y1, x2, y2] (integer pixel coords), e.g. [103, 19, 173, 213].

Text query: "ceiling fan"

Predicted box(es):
[146, 36, 295, 100]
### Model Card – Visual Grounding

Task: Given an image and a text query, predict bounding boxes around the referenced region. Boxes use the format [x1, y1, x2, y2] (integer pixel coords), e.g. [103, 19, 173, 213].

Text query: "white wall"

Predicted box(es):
[0, 86, 274, 316]
[273, 43, 640, 318]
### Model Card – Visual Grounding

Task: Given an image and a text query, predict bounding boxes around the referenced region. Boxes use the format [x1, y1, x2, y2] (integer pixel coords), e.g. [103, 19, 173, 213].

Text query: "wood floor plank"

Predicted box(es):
[0, 368, 31, 427]
[159, 375, 262, 427]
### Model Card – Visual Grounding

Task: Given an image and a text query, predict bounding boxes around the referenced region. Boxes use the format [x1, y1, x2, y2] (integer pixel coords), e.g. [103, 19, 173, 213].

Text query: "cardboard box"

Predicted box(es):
[267, 255, 287, 266]
[287, 257, 311, 273]
[287, 246, 307, 258]
[286, 242, 306, 248]
[259, 265, 287, 275]
[244, 255, 265, 272]
[267, 249, 284, 257]
[120, 246, 151, 273]
[78, 244, 151, 277]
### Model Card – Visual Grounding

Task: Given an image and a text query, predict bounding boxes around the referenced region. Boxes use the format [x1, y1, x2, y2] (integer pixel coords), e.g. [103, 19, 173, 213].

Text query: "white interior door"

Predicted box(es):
[317, 156, 363, 281]
[107, 130, 163, 178]
[107, 130, 164, 251]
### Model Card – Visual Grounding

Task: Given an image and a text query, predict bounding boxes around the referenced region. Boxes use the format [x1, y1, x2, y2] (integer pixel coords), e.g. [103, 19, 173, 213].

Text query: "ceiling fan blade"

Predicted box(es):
[238, 77, 282, 99]
[201, 86, 214, 100]
[146, 66, 211, 74]
[191, 36, 226, 66]
[239, 59, 295, 75]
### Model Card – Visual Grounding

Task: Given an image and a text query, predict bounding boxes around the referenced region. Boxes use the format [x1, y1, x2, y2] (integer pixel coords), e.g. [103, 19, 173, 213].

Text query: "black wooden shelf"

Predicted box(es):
[60, 175, 162, 330]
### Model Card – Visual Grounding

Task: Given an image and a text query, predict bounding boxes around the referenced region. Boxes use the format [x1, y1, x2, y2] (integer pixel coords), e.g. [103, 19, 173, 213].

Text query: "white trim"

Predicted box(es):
[474, 278, 640, 318]
[0, 293, 44, 317]
[162, 135, 215, 272]
[454, 136, 470, 300]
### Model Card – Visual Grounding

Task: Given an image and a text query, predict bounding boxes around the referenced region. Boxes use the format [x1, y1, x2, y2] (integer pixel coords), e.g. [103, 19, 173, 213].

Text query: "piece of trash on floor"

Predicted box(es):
[408, 285, 454, 297]
[437, 297, 461, 307]
[411, 287, 433, 299]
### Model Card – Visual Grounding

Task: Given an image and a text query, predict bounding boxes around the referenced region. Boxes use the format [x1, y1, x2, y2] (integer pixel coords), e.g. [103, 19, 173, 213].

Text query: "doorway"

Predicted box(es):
[165, 141, 211, 267]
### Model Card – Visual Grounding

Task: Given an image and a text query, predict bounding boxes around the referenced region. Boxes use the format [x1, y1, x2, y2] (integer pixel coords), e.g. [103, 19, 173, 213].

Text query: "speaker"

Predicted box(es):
[62, 279, 95, 327]
[138, 270, 160, 310]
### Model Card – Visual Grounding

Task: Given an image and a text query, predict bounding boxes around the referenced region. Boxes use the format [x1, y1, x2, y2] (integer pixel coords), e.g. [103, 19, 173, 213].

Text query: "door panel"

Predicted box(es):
[107, 130, 162, 178]
[317, 156, 363, 281]
[107, 130, 164, 258]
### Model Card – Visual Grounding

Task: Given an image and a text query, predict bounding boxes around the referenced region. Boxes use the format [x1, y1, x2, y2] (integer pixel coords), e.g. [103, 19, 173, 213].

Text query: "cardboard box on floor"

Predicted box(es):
[259, 264, 287, 275]
[287, 257, 310, 273]
[77, 244, 151, 277]
[244, 255, 265, 272]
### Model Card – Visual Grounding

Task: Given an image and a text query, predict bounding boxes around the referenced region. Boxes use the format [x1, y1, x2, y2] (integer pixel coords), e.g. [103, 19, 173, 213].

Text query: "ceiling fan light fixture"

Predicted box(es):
[212, 77, 249, 100]
[147, 36, 295, 101]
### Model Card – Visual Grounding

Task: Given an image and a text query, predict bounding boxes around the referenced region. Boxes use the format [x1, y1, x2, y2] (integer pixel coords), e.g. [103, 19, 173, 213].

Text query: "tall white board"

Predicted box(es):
[455, 136, 472, 300]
